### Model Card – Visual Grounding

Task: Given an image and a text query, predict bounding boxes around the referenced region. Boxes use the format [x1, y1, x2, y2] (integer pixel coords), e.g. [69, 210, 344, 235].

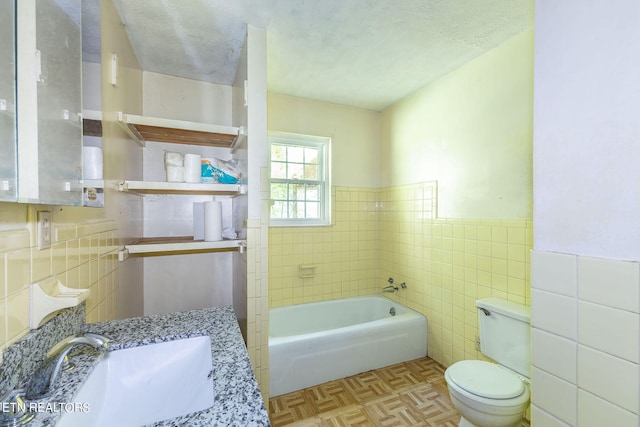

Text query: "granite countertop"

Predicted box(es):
[27, 306, 270, 426]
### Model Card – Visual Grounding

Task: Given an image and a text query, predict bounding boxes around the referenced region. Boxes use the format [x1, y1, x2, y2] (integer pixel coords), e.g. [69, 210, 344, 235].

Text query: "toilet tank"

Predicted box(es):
[477, 297, 531, 377]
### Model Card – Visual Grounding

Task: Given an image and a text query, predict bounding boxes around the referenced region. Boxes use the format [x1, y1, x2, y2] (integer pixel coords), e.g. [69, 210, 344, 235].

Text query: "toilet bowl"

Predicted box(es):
[444, 298, 531, 427]
[445, 360, 529, 427]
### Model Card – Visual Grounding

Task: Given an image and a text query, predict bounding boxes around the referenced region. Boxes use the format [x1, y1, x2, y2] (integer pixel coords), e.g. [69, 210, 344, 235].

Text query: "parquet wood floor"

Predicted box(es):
[268, 357, 462, 427]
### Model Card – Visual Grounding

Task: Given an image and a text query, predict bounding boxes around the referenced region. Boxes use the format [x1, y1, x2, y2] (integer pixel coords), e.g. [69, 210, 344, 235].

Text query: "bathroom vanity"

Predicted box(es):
[0, 305, 270, 426]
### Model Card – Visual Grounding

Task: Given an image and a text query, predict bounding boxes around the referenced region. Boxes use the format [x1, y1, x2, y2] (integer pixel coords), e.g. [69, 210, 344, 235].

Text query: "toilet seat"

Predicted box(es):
[446, 360, 525, 399]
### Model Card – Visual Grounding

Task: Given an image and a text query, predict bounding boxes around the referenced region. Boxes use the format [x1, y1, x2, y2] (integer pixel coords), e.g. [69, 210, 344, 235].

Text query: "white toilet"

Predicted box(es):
[444, 297, 531, 427]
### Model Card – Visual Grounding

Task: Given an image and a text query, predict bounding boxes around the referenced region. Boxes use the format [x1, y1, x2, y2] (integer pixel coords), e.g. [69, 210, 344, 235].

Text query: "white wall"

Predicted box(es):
[100, 0, 144, 319]
[268, 93, 381, 188]
[142, 71, 233, 125]
[532, 1, 640, 425]
[245, 25, 270, 396]
[533, 2, 640, 261]
[82, 61, 102, 112]
[231, 32, 249, 340]
[140, 71, 236, 315]
[381, 29, 533, 219]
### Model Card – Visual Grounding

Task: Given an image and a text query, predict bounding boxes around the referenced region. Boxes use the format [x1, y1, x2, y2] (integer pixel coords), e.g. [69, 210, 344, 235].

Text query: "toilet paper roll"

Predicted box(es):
[203, 201, 222, 242]
[83, 146, 103, 180]
[166, 165, 185, 182]
[164, 151, 183, 167]
[184, 154, 202, 183]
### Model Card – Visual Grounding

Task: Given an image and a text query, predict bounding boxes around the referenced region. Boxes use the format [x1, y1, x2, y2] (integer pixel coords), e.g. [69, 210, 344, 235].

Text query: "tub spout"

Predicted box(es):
[382, 285, 398, 293]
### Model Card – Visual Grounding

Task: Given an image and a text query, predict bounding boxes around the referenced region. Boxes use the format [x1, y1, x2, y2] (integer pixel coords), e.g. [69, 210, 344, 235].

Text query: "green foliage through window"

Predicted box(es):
[268, 133, 330, 226]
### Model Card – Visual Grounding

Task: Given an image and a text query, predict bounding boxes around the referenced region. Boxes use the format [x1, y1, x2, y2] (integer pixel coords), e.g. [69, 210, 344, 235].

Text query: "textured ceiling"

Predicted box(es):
[95, 0, 533, 111]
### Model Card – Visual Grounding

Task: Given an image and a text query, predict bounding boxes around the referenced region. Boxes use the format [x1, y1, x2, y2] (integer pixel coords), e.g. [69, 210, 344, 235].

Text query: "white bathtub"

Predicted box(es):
[269, 295, 427, 397]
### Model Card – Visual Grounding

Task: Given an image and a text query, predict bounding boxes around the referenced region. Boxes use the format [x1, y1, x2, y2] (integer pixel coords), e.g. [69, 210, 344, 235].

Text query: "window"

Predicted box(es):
[269, 132, 331, 226]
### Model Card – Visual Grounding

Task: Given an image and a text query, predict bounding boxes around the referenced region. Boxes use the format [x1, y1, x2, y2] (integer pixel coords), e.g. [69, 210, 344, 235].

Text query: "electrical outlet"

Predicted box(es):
[37, 211, 52, 250]
[475, 335, 481, 351]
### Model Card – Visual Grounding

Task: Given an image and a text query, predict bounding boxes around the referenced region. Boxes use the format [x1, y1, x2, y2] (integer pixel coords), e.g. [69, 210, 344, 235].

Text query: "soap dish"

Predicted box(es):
[30, 276, 90, 329]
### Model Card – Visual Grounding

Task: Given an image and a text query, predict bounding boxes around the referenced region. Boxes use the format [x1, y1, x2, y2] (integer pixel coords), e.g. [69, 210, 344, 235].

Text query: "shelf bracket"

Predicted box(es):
[118, 248, 129, 262]
[230, 127, 246, 154]
[237, 185, 248, 196]
[117, 181, 143, 196]
[117, 112, 145, 147]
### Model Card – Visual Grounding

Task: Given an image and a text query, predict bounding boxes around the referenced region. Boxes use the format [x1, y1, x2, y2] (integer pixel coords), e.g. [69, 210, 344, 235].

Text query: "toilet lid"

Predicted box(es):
[447, 360, 525, 399]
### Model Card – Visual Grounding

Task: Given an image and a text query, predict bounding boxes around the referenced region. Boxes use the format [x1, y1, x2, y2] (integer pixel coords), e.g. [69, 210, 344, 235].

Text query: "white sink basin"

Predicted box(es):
[57, 335, 214, 427]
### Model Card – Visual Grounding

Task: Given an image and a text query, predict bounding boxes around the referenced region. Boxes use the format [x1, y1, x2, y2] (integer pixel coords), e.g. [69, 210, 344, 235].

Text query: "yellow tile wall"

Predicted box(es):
[269, 186, 380, 307]
[246, 217, 270, 400]
[268, 182, 532, 369]
[0, 217, 120, 357]
[246, 168, 272, 399]
[380, 188, 532, 367]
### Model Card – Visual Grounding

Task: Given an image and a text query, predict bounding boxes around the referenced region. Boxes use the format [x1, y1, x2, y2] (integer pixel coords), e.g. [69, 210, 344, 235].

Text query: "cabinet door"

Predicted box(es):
[17, 0, 82, 205]
[0, 0, 17, 202]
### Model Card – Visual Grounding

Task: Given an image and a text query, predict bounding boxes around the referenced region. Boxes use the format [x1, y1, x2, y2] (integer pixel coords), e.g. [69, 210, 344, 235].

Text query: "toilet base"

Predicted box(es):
[459, 416, 477, 427]
[457, 415, 526, 427]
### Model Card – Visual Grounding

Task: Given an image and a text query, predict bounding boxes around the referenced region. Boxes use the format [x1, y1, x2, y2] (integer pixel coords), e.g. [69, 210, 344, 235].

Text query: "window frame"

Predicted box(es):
[268, 131, 331, 227]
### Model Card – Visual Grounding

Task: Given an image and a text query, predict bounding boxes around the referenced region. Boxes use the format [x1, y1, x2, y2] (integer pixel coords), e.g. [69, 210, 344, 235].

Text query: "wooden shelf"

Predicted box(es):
[114, 112, 247, 261]
[117, 112, 239, 147]
[118, 180, 244, 196]
[119, 237, 244, 259]
[82, 109, 103, 137]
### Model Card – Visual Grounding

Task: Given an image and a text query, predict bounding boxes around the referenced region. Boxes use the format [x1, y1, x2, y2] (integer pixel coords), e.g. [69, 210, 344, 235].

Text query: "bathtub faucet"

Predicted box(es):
[382, 285, 398, 293]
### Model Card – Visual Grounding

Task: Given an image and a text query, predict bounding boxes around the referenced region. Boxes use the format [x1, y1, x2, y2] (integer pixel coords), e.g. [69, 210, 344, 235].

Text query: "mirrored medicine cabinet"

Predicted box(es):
[0, 0, 83, 206]
[0, 0, 17, 202]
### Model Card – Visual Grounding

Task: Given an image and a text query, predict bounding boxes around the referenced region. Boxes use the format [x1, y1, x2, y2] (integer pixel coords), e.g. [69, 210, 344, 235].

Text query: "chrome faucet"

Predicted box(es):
[382, 277, 407, 293]
[383, 277, 398, 293]
[24, 332, 109, 400]
[0, 389, 35, 426]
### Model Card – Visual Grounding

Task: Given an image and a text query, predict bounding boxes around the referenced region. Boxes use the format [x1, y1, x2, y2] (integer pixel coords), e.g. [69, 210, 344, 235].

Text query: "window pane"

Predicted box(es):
[306, 185, 320, 201]
[271, 183, 287, 200]
[271, 144, 286, 161]
[289, 201, 304, 218]
[304, 148, 318, 164]
[306, 202, 320, 218]
[304, 165, 318, 180]
[288, 146, 304, 163]
[268, 133, 329, 224]
[271, 162, 287, 179]
[271, 201, 287, 218]
[287, 163, 304, 180]
[289, 184, 305, 201]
